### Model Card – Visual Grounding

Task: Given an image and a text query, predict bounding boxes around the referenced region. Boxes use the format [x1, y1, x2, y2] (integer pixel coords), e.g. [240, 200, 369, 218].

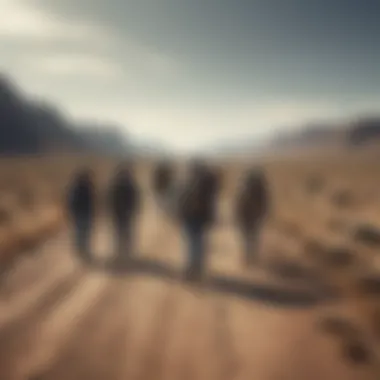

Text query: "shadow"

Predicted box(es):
[264, 259, 326, 285]
[98, 255, 180, 280]
[207, 275, 336, 307]
[86, 253, 340, 308]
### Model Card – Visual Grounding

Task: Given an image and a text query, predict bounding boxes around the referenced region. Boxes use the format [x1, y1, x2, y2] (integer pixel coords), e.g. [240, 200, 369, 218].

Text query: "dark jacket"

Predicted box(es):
[68, 173, 95, 218]
[235, 170, 269, 230]
[153, 162, 173, 196]
[109, 171, 140, 224]
[178, 167, 220, 227]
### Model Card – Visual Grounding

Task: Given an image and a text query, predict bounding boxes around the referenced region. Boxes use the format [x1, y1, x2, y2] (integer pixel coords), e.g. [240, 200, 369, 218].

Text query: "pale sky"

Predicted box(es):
[1, 0, 379, 152]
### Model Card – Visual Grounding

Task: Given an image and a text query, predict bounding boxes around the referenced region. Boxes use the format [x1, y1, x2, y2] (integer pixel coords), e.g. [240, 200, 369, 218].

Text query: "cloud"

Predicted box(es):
[28, 53, 123, 79]
[0, 0, 180, 81]
[123, 45, 180, 77]
[0, 0, 113, 46]
[1, 0, 378, 154]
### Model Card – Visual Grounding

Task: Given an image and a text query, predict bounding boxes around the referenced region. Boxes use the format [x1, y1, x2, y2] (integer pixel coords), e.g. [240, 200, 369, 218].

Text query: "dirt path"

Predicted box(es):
[0, 203, 375, 380]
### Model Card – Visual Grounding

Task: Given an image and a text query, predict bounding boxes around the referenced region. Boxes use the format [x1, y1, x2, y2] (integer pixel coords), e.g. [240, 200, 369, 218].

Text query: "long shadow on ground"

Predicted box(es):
[85, 254, 340, 309]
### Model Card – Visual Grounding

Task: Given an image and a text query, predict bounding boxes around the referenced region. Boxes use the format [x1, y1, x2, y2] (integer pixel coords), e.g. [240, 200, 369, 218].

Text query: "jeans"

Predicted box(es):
[241, 224, 261, 266]
[183, 223, 206, 278]
[114, 219, 133, 258]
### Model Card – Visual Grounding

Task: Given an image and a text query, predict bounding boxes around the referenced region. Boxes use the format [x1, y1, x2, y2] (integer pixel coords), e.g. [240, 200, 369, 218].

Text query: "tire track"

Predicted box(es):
[0, 269, 86, 379]
[134, 283, 180, 380]
[121, 278, 174, 380]
[156, 286, 200, 380]
[226, 299, 286, 380]
[0, 234, 76, 322]
[98, 278, 136, 380]
[107, 277, 160, 380]
[1, 247, 62, 296]
[15, 273, 111, 380]
[175, 287, 214, 380]
[212, 296, 241, 380]
[29, 278, 128, 380]
[0, 260, 79, 327]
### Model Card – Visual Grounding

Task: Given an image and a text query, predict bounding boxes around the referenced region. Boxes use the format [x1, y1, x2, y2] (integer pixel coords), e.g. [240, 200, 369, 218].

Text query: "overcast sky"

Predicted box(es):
[1, 0, 379, 152]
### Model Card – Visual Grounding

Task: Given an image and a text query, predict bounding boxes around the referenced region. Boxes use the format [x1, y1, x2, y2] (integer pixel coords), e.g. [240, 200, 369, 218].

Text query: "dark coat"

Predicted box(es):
[153, 162, 173, 196]
[178, 167, 220, 227]
[108, 171, 140, 224]
[235, 170, 269, 230]
[67, 173, 95, 219]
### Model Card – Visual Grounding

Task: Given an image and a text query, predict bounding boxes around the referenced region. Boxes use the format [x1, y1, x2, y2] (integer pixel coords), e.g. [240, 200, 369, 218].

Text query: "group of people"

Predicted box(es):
[67, 163, 140, 262]
[66, 160, 269, 280]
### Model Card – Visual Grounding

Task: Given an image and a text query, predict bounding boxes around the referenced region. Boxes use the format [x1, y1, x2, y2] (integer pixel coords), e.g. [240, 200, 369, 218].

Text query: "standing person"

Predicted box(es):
[234, 168, 269, 266]
[152, 160, 174, 213]
[67, 168, 95, 261]
[177, 160, 220, 281]
[108, 163, 140, 261]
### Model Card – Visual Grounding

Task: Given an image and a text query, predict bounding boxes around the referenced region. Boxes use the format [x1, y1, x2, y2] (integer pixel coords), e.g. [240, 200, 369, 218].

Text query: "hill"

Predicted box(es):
[207, 117, 380, 159]
[269, 117, 380, 152]
[0, 74, 131, 156]
[348, 117, 380, 146]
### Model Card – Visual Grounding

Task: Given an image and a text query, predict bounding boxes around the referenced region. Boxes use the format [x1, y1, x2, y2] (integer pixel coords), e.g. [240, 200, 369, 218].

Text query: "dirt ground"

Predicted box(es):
[1, 150, 380, 380]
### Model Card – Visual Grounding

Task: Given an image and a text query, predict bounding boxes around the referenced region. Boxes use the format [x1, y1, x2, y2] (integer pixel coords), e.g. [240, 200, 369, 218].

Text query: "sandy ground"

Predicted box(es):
[0, 191, 376, 380]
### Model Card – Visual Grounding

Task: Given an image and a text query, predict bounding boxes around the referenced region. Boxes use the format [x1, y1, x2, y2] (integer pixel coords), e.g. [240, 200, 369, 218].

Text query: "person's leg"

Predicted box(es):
[183, 223, 195, 279]
[83, 216, 93, 256]
[109, 218, 120, 262]
[123, 219, 134, 258]
[193, 226, 205, 278]
[115, 219, 125, 258]
[72, 217, 82, 253]
[159, 192, 172, 218]
[160, 193, 169, 216]
[185, 223, 205, 280]
[253, 224, 260, 252]
[245, 221, 263, 267]
[241, 226, 253, 267]
[75, 215, 91, 260]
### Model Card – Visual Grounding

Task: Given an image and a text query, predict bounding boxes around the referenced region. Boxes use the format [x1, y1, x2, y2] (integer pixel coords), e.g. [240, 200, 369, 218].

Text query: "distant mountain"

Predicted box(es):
[269, 117, 380, 151]
[205, 116, 380, 158]
[0, 73, 131, 155]
[0, 75, 44, 154]
[348, 117, 380, 146]
[269, 122, 342, 149]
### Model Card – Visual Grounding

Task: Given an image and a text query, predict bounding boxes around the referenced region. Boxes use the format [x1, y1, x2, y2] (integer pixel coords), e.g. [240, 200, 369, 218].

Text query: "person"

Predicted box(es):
[152, 160, 174, 213]
[234, 168, 269, 266]
[177, 160, 220, 281]
[67, 168, 95, 260]
[108, 163, 140, 261]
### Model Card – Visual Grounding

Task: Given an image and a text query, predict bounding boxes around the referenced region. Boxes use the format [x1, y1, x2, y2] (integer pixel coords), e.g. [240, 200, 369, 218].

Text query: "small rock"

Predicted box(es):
[331, 189, 354, 208]
[325, 246, 354, 268]
[353, 224, 380, 246]
[342, 340, 372, 365]
[356, 274, 380, 296]
[318, 316, 359, 338]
